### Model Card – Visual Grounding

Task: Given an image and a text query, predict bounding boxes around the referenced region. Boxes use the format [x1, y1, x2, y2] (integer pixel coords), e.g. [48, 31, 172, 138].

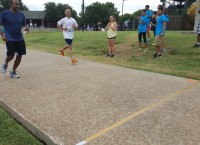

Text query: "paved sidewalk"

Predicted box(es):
[0, 44, 200, 145]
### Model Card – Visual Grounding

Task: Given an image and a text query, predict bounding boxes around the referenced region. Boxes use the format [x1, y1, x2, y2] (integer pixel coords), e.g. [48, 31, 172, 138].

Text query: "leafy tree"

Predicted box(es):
[81, 2, 119, 28]
[0, 0, 29, 12]
[44, 2, 78, 22]
[132, 9, 143, 19]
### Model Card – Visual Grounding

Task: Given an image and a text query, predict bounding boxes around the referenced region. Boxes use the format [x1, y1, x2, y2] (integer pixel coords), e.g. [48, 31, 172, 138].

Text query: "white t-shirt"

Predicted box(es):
[57, 17, 78, 39]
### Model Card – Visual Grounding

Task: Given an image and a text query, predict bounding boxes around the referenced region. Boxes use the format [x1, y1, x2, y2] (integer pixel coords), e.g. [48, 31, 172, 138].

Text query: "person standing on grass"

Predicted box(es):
[135, 9, 148, 53]
[105, 15, 117, 57]
[152, 7, 167, 59]
[151, 5, 163, 46]
[0, 0, 29, 78]
[145, 5, 152, 41]
[161, 6, 169, 53]
[57, 8, 78, 64]
[193, 20, 200, 48]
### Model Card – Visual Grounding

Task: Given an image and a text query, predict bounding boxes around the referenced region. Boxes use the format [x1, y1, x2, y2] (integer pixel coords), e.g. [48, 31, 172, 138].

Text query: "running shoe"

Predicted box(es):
[143, 48, 148, 53]
[59, 49, 64, 56]
[10, 70, 20, 78]
[0, 63, 8, 73]
[134, 48, 142, 51]
[72, 58, 78, 64]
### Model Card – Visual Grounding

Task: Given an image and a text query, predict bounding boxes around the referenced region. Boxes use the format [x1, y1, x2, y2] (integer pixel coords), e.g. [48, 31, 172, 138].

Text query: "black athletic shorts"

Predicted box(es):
[6, 40, 26, 56]
[65, 39, 73, 46]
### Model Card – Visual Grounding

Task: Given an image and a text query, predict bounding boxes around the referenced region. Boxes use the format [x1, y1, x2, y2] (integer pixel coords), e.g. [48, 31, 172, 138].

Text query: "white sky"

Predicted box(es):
[22, 0, 162, 15]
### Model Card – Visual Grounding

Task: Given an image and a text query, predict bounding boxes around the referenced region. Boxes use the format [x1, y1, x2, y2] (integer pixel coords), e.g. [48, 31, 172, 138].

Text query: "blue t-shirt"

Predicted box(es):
[0, 10, 26, 41]
[138, 15, 148, 33]
[164, 14, 169, 22]
[155, 14, 167, 36]
[146, 10, 152, 24]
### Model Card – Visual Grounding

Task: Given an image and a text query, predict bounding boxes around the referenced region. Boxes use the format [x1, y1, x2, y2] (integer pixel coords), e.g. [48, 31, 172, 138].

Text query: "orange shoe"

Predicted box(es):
[59, 49, 64, 56]
[72, 58, 77, 64]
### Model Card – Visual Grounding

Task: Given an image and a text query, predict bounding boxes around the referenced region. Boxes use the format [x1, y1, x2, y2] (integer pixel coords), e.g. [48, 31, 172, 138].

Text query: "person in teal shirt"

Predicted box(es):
[135, 9, 148, 52]
[145, 5, 152, 41]
[153, 7, 167, 59]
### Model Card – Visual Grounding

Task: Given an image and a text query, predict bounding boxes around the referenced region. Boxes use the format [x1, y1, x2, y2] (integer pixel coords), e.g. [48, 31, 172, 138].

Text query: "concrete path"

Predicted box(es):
[0, 44, 200, 145]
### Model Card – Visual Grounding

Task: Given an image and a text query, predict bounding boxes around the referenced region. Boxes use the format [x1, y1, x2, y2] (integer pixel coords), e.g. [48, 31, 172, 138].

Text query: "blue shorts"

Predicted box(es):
[65, 39, 73, 46]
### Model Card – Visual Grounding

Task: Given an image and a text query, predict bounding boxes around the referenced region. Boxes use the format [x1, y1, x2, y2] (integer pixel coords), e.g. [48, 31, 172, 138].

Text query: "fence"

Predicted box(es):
[167, 15, 194, 30]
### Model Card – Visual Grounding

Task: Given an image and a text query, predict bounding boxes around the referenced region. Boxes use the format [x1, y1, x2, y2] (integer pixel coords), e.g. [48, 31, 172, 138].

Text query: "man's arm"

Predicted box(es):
[57, 24, 67, 31]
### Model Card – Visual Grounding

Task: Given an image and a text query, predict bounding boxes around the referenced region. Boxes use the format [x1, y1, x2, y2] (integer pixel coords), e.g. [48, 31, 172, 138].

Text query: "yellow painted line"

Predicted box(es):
[76, 81, 199, 145]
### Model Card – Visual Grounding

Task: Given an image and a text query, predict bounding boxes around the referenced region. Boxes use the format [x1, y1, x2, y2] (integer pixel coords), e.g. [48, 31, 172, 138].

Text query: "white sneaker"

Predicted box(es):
[134, 48, 142, 51]
[143, 48, 148, 53]
[1, 63, 8, 73]
[10, 70, 20, 78]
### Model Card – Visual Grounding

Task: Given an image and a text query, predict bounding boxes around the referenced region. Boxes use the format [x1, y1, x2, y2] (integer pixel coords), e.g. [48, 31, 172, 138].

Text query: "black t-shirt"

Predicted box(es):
[151, 11, 157, 24]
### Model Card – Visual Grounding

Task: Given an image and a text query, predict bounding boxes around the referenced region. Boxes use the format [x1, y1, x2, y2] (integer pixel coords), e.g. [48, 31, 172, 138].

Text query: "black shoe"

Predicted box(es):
[153, 53, 158, 59]
[157, 54, 162, 57]
[106, 54, 110, 57]
[192, 43, 200, 48]
[110, 54, 114, 57]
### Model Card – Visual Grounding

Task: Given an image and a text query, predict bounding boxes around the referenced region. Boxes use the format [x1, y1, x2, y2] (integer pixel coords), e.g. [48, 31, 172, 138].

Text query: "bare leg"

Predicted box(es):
[67, 45, 73, 59]
[5, 56, 14, 65]
[108, 40, 111, 55]
[13, 55, 22, 71]
[61, 45, 70, 52]
[110, 39, 115, 55]
[197, 34, 200, 43]
[147, 30, 150, 39]
[144, 42, 148, 48]
[139, 42, 142, 48]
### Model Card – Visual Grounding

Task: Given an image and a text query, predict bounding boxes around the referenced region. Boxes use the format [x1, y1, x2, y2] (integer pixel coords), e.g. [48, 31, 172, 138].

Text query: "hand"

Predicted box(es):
[23, 26, 29, 31]
[63, 27, 67, 31]
[160, 33, 164, 36]
[1, 35, 7, 42]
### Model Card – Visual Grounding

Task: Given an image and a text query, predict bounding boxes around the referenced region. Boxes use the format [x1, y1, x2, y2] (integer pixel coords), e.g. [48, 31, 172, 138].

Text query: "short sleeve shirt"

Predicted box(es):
[146, 10, 152, 24]
[156, 14, 167, 36]
[57, 17, 78, 39]
[138, 15, 148, 33]
[0, 10, 27, 41]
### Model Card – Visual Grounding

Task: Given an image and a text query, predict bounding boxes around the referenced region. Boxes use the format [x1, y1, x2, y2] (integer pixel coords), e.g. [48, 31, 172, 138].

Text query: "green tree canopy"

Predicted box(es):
[0, 0, 29, 12]
[44, 2, 78, 22]
[81, 2, 119, 27]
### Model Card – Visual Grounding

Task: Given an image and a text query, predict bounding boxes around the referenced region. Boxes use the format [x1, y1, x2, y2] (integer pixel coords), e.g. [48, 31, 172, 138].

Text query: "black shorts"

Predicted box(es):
[65, 39, 73, 46]
[6, 40, 26, 56]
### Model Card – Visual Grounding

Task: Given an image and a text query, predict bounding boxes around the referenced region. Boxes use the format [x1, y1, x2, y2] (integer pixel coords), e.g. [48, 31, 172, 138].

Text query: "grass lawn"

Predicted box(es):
[24, 30, 200, 80]
[0, 108, 43, 145]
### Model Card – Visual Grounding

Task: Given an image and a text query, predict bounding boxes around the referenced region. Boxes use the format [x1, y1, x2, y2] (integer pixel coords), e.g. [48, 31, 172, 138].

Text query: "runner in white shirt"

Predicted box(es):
[57, 8, 78, 64]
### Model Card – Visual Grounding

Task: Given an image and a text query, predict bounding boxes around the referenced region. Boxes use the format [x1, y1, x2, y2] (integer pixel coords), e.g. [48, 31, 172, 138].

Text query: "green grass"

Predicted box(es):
[0, 108, 43, 145]
[23, 30, 200, 80]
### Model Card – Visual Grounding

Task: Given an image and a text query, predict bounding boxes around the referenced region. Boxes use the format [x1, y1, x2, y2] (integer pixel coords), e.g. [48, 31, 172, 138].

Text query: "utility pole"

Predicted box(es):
[82, 0, 85, 32]
[122, 0, 125, 19]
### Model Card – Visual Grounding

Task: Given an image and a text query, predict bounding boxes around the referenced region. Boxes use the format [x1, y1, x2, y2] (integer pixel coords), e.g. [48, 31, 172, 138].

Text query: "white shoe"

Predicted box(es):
[1, 63, 8, 73]
[143, 48, 148, 53]
[134, 48, 142, 51]
[10, 70, 20, 78]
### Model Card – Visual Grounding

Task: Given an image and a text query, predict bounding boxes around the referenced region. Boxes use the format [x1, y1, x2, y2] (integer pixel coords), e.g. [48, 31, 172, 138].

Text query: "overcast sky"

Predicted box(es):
[22, 0, 162, 15]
